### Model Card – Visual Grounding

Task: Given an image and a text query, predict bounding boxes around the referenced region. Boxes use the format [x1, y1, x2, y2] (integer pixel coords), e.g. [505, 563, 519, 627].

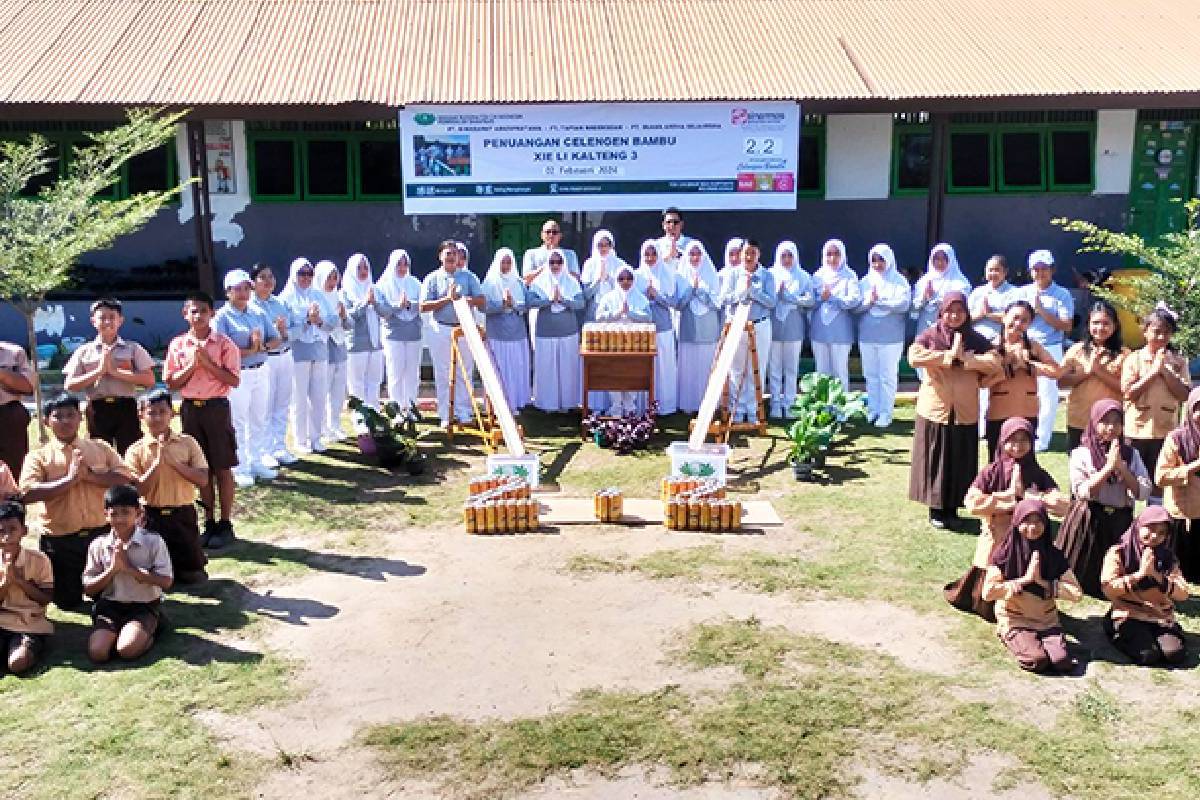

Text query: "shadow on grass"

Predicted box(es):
[1060, 611, 1200, 671]
[219, 539, 428, 582]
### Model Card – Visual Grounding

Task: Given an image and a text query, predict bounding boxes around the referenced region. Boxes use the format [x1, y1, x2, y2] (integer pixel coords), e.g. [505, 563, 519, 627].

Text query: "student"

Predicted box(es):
[522, 220, 580, 354]
[1156, 386, 1200, 581]
[579, 229, 624, 324]
[1101, 506, 1190, 667]
[0, 500, 54, 675]
[0, 338, 35, 477]
[946, 418, 1067, 621]
[1122, 307, 1191, 503]
[375, 249, 423, 419]
[911, 243, 972, 340]
[808, 238, 861, 391]
[907, 291, 1000, 529]
[968, 255, 1016, 344]
[82, 485, 173, 663]
[0, 460, 17, 501]
[981, 498, 1082, 674]
[768, 241, 815, 419]
[1058, 301, 1128, 452]
[854, 243, 911, 428]
[316, 260, 353, 441]
[635, 239, 680, 415]
[654, 207, 693, 270]
[980, 301, 1060, 461]
[214, 270, 278, 488]
[718, 240, 776, 424]
[481, 248, 531, 413]
[594, 264, 652, 416]
[62, 298, 156, 454]
[279, 258, 337, 453]
[1056, 399, 1152, 598]
[162, 292, 241, 549]
[420, 240, 486, 427]
[718, 238, 745, 286]
[249, 264, 297, 467]
[342, 253, 386, 411]
[18, 394, 131, 610]
[1019, 250, 1074, 452]
[528, 249, 585, 412]
[125, 389, 209, 585]
[676, 241, 722, 414]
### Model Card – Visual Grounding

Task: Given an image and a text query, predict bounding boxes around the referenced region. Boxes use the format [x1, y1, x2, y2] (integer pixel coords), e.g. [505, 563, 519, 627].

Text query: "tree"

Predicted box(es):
[0, 108, 189, 440]
[1053, 199, 1200, 358]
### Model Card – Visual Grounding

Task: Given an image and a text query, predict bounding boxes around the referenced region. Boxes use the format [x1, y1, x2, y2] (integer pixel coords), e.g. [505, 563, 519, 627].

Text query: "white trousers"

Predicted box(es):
[767, 339, 803, 413]
[534, 334, 581, 412]
[489, 338, 531, 413]
[325, 359, 348, 438]
[265, 351, 294, 455]
[608, 391, 639, 416]
[812, 341, 852, 390]
[729, 318, 771, 417]
[859, 341, 903, 424]
[348, 349, 385, 410]
[677, 341, 718, 413]
[383, 339, 422, 412]
[292, 358, 328, 449]
[652, 329, 678, 415]
[1036, 343, 1064, 450]
[229, 363, 270, 473]
[428, 325, 474, 424]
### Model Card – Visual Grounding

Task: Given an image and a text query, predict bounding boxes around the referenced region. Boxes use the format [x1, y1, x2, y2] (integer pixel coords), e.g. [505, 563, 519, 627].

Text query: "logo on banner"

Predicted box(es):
[414, 113, 436, 126]
[730, 108, 749, 126]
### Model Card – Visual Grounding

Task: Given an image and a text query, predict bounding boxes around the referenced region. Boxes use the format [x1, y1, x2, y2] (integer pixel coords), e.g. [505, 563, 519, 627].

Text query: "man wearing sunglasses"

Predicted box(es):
[521, 220, 580, 280]
[654, 207, 694, 270]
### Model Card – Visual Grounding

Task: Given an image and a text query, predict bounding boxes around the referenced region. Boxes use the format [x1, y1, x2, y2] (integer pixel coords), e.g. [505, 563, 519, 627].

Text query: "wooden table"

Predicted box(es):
[580, 350, 656, 428]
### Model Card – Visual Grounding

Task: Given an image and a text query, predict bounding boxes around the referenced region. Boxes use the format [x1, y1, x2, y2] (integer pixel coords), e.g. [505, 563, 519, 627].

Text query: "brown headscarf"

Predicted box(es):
[990, 498, 1069, 593]
[971, 417, 1057, 495]
[1170, 386, 1200, 464]
[914, 290, 994, 355]
[1116, 505, 1177, 585]
[1080, 398, 1134, 474]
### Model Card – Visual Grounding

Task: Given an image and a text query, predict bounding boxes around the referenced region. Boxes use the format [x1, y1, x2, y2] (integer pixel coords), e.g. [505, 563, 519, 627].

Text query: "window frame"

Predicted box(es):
[890, 123, 932, 197]
[247, 132, 304, 202]
[1046, 125, 1096, 193]
[995, 124, 1048, 194]
[945, 124, 995, 195]
[795, 121, 826, 199]
[3, 131, 178, 202]
[300, 134, 355, 202]
[353, 130, 405, 201]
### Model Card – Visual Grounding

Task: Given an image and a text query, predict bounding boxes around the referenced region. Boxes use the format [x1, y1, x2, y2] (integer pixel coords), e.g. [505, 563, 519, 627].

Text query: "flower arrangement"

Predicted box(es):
[348, 396, 425, 472]
[583, 403, 658, 454]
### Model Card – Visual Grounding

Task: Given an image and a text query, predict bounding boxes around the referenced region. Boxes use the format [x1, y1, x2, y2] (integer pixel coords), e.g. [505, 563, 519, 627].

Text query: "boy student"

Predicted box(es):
[63, 298, 156, 454]
[0, 501, 55, 675]
[19, 394, 131, 610]
[162, 292, 241, 549]
[125, 389, 209, 584]
[0, 337, 35, 477]
[82, 485, 173, 663]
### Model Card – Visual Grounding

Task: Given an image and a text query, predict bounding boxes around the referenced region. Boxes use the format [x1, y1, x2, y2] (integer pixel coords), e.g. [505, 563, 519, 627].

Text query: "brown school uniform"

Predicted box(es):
[0, 341, 34, 477]
[983, 565, 1082, 672]
[1100, 546, 1189, 664]
[1156, 433, 1200, 582]
[1122, 348, 1190, 485]
[1060, 343, 1128, 448]
[0, 546, 55, 636]
[64, 337, 155, 454]
[19, 436, 131, 609]
[83, 528, 173, 634]
[125, 432, 209, 574]
[980, 340, 1056, 460]
[0, 462, 17, 499]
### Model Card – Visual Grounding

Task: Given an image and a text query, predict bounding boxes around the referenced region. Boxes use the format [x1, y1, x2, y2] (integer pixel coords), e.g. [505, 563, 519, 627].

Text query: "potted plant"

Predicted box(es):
[582, 403, 658, 455]
[348, 397, 426, 474]
[786, 409, 835, 480]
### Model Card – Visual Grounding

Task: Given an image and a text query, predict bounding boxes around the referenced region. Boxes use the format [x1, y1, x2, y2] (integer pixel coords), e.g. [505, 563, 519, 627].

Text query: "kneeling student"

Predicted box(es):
[82, 485, 173, 663]
[0, 501, 54, 675]
[125, 389, 210, 585]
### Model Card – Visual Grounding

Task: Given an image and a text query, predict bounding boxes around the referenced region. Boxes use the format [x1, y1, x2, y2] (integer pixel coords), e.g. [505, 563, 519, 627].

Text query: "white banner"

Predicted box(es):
[400, 102, 801, 214]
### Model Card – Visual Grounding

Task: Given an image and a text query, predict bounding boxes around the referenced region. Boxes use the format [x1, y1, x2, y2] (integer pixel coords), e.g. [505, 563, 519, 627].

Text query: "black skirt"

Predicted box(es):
[1173, 518, 1200, 583]
[909, 414, 978, 512]
[1055, 498, 1132, 599]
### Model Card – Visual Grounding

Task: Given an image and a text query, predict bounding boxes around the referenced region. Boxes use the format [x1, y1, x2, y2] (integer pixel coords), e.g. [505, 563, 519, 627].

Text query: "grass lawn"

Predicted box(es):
[8, 404, 1200, 798]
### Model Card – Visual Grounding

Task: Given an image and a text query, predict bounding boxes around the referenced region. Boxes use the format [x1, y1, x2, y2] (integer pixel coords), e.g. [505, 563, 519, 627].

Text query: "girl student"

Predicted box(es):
[594, 263, 652, 416]
[374, 249, 423, 420]
[341, 253, 386, 410]
[675, 240, 722, 414]
[981, 498, 1082, 675]
[481, 248, 532, 413]
[1056, 398, 1152, 598]
[946, 417, 1068, 621]
[854, 243, 911, 429]
[579, 229, 625, 409]
[911, 243, 972, 339]
[315, 260, 353, 440]
[634, 239, 680, 415]
[1156, 387, 1200, 581]
[250, 264, 298, 466]
[717, 239, 776, 424]
[907, 290, 1001, 529]
[968, 254, 1016, 344]
[808, 238, 861, 391]
[979, 300, 1061, 461]
[1057, 300, 1128, 452]
[279, 257, 338, 454]
[1101, 506, 1191, 667]
[767, 241, 815, 419]
[1121, 306, 1192, 503]
[527, 248, 585, 413]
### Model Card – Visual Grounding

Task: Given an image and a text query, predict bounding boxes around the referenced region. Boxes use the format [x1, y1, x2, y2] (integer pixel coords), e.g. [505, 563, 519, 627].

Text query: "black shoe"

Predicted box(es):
[944, 511, 965, 531]
[206, 520, 236, 550]
[200, 518, 218, 548]
[929, 509, 947, 529]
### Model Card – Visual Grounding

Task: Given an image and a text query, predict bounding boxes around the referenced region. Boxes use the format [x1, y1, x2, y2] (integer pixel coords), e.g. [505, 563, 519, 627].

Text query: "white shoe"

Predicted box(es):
[273, 449, 298, 465]
[260, 453, 280, 469]
[875, 416, 891, 428]
[294, 444, 312, 456]
[311, 440, 327, 453]
[233, 471, 255, 489]
[251, 463, 278, 481]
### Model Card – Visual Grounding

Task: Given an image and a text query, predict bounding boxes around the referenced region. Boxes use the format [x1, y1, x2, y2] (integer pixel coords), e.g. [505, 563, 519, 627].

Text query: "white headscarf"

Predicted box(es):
[532, 247, 582, 308]
[860, 243, 911, 317]
[599, 263, 650, 320]
[374, 249, 422, 322]
[581, 228, 624, 288]
[314, 259, 347, 345]
[482, 247, 525, 307]
[721, 237, 745, 274]
[913, 242, 970, 299]
[341, 252, 378, 341]
[279, 257, 333, 342]
[814, 239, 855, 285]
[634, 239, 676, 299]
[771, 241, 809, 322]
[679, 240, 719, 316]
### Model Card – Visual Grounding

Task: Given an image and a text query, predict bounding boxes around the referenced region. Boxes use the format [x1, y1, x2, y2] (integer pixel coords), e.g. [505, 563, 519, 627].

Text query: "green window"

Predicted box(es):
[891, 123, 932, 195]
[247, 122, 403, 202]
[947, 129, 993, 192]
[796, 115, 825, 197]
[997, 128, 1045, 191]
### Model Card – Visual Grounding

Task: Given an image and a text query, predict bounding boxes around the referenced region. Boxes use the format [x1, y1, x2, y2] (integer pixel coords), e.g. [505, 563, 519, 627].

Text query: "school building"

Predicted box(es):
[2, 0, 1200, 345]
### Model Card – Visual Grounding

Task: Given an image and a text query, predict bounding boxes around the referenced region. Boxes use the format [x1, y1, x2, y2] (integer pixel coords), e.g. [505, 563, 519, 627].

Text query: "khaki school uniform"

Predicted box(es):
[125, 432, 209, 575]
[982, 341, 1057, 421]
[1156, 434, 1200, 521]
[1122, 348, 1191, 440]
[1059, 344, 1128, 431]
[908, 343, 1001, 426]
[1101, 547, 1189, 628]
[982, 566, 1083, 636]
[0, 547, 54, 635]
